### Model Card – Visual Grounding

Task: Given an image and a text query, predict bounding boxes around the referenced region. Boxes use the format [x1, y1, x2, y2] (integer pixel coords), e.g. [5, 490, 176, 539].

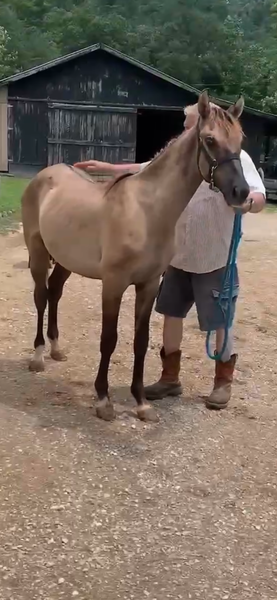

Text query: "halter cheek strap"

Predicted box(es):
[196, 119, 241, 192]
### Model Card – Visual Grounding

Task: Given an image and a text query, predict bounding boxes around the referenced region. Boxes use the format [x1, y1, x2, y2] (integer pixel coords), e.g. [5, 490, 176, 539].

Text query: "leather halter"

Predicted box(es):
[196, 119, 241, 192]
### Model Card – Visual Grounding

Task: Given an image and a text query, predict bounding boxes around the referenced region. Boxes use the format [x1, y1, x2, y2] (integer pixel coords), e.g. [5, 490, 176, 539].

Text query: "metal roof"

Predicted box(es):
[0, 43, 199, 94]
[0, 42, 276, 120]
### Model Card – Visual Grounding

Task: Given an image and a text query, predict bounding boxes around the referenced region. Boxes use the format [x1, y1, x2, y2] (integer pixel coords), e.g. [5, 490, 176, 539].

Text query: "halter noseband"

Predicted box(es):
[196, 119, 241, 192]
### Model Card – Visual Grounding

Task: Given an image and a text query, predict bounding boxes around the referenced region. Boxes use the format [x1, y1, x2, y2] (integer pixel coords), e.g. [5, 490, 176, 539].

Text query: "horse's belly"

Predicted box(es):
[50, 245, 102, 279]
[41, 218, 102, 279]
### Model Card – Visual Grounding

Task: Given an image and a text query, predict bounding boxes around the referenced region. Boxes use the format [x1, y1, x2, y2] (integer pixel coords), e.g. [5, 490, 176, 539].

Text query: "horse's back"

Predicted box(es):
[23, 163, 108, 278]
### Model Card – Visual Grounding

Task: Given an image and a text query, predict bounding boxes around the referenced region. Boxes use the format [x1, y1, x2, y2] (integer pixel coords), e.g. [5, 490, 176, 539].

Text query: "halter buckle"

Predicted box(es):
[209, 164, 220, 192]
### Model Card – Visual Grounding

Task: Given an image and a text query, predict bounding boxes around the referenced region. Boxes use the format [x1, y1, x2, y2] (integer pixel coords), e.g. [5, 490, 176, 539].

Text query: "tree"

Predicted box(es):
[0, 0, 276, 111]
[0, 26, 18, 78]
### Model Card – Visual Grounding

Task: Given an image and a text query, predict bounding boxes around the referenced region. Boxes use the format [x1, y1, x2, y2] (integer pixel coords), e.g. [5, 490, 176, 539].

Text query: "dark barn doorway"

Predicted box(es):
[136, 108, 185, 163]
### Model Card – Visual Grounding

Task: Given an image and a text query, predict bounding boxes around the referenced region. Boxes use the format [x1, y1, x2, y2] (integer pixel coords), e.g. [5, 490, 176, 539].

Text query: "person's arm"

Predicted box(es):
[238, 151, 266, 214]
[73, 159, 142, 175]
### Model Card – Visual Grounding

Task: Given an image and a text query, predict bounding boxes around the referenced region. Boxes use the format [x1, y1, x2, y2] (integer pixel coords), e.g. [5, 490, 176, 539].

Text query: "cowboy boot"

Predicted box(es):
[206, 354, 237, 410]
[144, 347, 183, 401]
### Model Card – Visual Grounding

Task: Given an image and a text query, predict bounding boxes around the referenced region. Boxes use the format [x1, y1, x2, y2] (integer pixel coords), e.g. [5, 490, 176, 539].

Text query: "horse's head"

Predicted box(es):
[186, 91, 249, 208]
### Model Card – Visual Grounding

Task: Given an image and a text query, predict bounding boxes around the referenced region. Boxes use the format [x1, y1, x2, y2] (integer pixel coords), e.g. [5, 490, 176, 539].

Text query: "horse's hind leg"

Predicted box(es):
[29, 236, 49, 372]
[47, 263, 71, 362]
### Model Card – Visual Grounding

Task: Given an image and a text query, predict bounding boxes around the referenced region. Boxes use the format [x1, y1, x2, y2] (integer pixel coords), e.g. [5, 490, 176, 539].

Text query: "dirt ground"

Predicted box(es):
[0, 212, 277, 600]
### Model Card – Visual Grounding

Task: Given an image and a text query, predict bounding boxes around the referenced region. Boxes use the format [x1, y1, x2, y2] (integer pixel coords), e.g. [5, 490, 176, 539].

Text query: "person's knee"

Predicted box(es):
[155, 267, 192, 319]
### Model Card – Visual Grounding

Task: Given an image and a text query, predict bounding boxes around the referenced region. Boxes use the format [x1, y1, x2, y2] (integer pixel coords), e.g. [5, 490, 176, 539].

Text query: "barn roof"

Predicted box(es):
[0, 42, 276, 120]
[0, 43, 199, 94]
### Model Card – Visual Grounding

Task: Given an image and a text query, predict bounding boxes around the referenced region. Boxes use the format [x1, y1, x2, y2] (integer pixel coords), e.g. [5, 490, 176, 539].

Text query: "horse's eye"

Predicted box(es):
[206, 136, 214, 146]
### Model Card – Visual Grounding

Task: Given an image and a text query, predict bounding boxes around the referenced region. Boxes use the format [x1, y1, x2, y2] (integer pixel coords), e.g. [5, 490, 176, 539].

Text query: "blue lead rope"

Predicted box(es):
[206, 213, 242, 361]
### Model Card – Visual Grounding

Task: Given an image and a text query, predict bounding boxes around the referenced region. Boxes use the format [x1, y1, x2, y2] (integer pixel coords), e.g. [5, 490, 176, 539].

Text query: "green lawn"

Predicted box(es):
[265, 201, 277, 212]
[0, 176, 30, 233]
[0, 176, 30, 215]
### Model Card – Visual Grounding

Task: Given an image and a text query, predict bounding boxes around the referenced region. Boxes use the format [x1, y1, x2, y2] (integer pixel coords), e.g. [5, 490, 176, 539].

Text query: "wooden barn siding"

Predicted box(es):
[0, 86, 8, 171]
[47, 104, 137, 165]
[242, 114, 265, 166]
[8, 50, 196, 107]
[8, 50, 195, 166]
[9, 98, 270, 168]
[10, 100, 47, 165]
[7, 49, 275, 167]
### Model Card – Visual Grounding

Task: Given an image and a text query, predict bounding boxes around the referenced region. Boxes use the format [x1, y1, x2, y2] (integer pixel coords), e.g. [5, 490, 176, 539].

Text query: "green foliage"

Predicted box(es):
[0, 176, 29, 214]
[0, 0, 276, 112]
[0, 26, 18, 77]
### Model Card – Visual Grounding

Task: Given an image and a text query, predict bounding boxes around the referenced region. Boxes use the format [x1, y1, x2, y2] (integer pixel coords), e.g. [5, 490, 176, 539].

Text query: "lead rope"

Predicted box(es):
[206, 213, 242, 361]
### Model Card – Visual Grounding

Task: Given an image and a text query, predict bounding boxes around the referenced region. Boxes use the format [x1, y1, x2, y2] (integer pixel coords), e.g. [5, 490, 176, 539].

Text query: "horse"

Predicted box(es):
[21, 91, 249, 423]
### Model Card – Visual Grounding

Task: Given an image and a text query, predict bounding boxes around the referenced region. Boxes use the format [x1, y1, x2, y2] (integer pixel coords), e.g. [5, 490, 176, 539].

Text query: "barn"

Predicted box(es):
[0, 42, 277, 175]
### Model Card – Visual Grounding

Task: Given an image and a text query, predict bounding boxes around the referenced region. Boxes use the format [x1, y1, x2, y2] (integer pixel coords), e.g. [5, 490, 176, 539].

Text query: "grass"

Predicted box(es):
[0, 176, 30, 233]
[0, 176, 30, 214]
[265, 200, 277, 213]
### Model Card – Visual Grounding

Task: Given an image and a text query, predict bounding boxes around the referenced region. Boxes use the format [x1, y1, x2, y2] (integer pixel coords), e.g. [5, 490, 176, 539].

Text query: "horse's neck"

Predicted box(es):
[138, 127, 202, 228]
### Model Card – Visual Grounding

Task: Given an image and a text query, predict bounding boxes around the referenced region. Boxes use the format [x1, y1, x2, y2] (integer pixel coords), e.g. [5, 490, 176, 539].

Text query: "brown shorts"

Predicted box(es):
[155, 265, 239, 332]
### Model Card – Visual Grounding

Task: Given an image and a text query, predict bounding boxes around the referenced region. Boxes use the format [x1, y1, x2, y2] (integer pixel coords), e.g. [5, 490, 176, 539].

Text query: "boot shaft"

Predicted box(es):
[214, 353, 237, 387]
[160, 347, 182, 383]
[144, 347, 182, 401]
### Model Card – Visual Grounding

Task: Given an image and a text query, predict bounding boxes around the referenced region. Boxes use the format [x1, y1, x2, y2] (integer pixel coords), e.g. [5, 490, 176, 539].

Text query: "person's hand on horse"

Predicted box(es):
[73, 159, 113, 173]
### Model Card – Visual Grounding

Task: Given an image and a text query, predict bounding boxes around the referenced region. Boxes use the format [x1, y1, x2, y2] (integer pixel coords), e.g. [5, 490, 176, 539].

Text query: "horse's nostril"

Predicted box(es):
[240, 186, 249, 200]
[233, 186, 249, 201]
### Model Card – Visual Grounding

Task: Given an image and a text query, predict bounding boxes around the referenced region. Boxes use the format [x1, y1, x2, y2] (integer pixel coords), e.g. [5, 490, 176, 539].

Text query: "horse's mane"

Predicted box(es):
[104, 135, 183, 197]
[210, 105, 244, 137]
[151, 136, 179, 161]
[104, 137, 179, 196]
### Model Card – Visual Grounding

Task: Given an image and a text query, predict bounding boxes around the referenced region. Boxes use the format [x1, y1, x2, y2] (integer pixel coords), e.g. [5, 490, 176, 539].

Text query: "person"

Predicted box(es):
[74, 102, 266, 410]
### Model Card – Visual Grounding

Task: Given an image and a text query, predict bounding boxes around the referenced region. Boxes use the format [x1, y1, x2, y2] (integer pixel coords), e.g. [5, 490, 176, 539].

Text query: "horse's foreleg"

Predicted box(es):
[47, 263, 71, 361]
[94, 274, 126, 421]
[131, 278, 160, 422]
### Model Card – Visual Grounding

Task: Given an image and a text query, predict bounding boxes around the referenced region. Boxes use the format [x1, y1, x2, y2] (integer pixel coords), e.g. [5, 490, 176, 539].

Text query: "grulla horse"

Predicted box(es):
[22, 91, 249, 423]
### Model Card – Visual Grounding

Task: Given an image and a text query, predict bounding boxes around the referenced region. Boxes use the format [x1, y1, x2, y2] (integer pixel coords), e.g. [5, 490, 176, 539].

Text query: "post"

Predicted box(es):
[0, 86, 8, 172]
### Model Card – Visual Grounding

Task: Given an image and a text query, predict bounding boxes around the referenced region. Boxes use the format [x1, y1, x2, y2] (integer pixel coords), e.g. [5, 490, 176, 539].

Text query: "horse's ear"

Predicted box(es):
[198, 90, 211, 120]
[227, 96, 244, 119]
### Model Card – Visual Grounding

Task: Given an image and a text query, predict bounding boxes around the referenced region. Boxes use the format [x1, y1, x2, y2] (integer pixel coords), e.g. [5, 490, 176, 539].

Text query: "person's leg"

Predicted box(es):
[205, 324, 237, 409]
[215, 326, 234, 362]
[163, 315, 183, 355]
[193, 265, 239, 409]
[144, 266, 194, 400]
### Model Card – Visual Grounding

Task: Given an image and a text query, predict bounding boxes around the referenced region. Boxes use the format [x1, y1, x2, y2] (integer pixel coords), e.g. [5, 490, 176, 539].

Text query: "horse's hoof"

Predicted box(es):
[96, 398, 115, 421]
[137, 404, 159, 423]
[29, 359, 45, 373]
[50, 349, 67, 362]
